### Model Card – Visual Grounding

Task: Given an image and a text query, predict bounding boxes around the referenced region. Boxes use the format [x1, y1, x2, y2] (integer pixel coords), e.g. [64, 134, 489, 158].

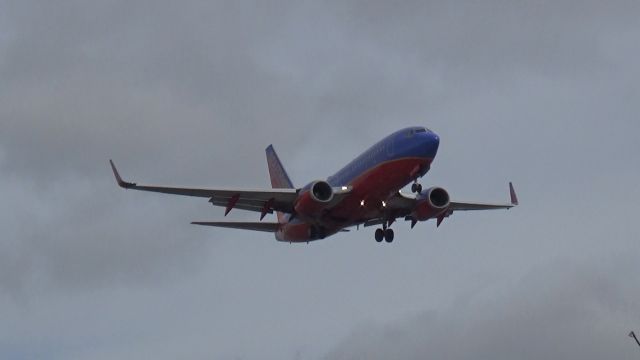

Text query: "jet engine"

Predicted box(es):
[294, 180, 334, 219]
[412, 187, 450, 221]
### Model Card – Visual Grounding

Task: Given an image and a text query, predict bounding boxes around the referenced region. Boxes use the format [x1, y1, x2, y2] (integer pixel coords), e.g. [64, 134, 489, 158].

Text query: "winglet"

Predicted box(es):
[509, 182, 518, 206]
[109, 160, 136, 188]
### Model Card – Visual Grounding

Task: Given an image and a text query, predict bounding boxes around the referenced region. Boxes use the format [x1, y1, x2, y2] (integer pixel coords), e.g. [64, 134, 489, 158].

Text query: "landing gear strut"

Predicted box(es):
[411, 182, 422, 194]
[374, 228, 394, 243]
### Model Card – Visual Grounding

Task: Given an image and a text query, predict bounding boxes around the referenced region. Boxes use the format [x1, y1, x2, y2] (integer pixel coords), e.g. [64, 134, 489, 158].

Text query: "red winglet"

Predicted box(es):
[109, 160, 136, 188]
[224, 194, 240, 216]
[509, 182, 519, 206]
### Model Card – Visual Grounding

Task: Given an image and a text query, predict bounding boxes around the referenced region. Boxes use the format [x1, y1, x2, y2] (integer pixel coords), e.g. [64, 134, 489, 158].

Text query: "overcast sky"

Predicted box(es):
[1, 1, 639, 359]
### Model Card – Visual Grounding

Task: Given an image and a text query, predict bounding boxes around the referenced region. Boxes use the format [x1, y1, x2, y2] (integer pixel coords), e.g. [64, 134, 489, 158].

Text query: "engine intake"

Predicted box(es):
[428, 187, 450, 208]
[294, 180, 335, 219]
[310, 180, 334, 202]
[413, 187, 450, 221]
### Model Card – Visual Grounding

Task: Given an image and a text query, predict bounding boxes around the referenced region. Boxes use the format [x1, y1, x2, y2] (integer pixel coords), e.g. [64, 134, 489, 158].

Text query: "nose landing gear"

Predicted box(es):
[411, 182, 422, 194]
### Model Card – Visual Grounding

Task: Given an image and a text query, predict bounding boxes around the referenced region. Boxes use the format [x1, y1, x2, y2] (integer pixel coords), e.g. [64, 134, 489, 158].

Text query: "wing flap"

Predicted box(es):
[208, 195, 293, 213]
[208, 200, 274, 214]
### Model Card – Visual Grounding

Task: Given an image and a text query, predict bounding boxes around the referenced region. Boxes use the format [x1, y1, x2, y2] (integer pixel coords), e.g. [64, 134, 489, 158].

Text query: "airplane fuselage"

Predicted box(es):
[277, 127, 440, 242]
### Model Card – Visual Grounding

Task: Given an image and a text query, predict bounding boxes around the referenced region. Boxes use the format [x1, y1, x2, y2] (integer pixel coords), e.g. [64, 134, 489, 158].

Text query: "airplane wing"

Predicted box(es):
[363, 182, 518, 228]
[449, 182, 518, 211]
[385, 182, 518, 212]
[110, 160, 298, 215]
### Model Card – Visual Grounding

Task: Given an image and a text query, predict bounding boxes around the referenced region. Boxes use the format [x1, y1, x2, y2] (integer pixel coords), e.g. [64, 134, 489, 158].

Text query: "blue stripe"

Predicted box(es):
[325, 127, 439, 187]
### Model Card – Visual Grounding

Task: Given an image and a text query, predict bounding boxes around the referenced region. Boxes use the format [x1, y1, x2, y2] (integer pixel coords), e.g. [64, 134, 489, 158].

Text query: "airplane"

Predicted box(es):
[110, 126, 517, 243]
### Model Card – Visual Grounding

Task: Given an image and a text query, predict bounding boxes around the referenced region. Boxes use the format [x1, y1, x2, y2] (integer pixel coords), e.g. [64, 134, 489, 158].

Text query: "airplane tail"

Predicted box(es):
[265, 145, 294, 224]
[266, 145, 294, 189]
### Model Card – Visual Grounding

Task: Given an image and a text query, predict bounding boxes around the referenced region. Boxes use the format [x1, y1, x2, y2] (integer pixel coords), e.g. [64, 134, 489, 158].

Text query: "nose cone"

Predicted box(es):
[421, 130, 440, 158]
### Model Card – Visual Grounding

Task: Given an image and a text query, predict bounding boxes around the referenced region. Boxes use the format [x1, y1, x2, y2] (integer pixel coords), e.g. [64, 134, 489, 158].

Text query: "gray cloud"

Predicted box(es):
[1, 0, 639, 358]
[325, 257, 640, 360]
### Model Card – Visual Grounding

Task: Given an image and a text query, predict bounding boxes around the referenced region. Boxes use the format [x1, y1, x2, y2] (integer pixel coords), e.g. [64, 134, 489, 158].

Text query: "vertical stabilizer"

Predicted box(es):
[265, 145, 294, 189]
[266, 145, 294, 225]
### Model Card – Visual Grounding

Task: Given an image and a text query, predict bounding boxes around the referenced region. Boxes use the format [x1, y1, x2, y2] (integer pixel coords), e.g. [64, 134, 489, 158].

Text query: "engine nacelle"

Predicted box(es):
[294, 180, 334, 219]
[412, 187, 450, 221]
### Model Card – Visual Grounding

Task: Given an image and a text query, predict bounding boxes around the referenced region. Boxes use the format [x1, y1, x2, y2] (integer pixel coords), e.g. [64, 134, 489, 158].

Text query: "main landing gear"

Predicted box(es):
[374, 228, 394, 243]
[411, 182, 422, 194]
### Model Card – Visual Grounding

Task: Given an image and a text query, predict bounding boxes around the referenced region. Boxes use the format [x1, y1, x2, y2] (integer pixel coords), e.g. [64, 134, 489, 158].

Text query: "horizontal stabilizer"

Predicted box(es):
[191, 221, 279, 232]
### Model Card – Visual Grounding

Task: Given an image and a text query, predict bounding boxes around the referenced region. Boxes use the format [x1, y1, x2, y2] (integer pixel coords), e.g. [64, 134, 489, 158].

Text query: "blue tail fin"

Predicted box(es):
[265, 145, 294, 189]
[266, 145, 293, 225]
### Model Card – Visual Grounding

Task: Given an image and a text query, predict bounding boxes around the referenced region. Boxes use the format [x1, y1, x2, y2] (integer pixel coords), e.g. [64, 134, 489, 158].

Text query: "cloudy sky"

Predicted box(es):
[1, 1, 639, 359]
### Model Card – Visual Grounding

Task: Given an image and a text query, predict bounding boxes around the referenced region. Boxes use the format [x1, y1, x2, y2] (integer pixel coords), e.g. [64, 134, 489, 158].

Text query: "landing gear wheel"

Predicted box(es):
[411, 183, 422, 193]
[375, 228, 384, 242]
[384, 229, 394, 243]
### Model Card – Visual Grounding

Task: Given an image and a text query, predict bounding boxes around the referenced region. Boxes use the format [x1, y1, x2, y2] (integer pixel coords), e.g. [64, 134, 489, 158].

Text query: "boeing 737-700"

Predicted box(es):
[110, 127, 517, 243]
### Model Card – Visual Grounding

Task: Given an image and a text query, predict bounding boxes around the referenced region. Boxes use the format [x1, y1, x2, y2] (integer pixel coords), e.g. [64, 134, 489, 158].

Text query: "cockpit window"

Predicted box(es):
[407, 128, 427, 137]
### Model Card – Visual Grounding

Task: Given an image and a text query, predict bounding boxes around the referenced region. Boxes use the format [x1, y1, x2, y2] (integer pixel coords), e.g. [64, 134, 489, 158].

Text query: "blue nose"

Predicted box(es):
[421, 130, 440, 158]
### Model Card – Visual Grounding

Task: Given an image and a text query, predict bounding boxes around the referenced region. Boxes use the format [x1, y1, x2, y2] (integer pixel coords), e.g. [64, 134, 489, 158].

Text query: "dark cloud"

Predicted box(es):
[325, 257, 640, 360]
[0, 0, 639, 358]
